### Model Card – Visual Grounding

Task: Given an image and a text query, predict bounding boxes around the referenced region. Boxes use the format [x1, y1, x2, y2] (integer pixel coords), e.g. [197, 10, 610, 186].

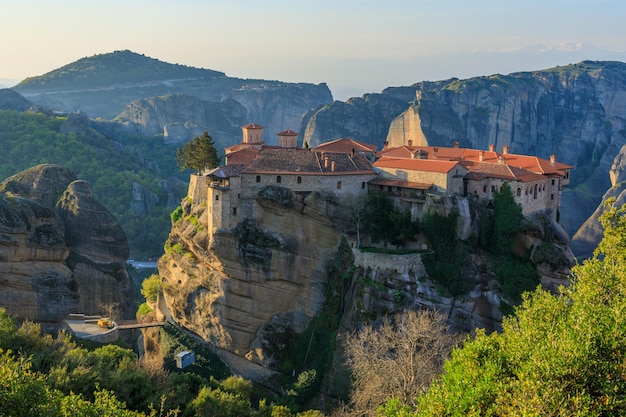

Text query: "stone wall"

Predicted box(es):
[352, 248, 426, 279]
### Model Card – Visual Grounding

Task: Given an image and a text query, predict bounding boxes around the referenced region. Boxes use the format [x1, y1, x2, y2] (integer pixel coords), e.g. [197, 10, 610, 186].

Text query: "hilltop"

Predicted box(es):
[15, 49, 225, 92]
[12, 50, 333, 147]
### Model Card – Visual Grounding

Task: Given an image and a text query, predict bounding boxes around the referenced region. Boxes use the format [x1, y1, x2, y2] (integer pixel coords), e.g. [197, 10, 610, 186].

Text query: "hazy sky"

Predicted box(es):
[2, 0, 626, 100]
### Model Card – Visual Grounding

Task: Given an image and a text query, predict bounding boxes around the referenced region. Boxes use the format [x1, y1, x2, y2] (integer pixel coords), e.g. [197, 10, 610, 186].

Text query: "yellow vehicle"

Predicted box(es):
[97, 319, 114, 329]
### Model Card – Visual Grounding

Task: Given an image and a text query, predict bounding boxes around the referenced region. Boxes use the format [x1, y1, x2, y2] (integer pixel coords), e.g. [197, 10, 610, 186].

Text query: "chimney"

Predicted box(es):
[433, 147, 439, 158]
[454, 141, 459, 148]
[331, 160, 336, 172]
[503, 145, 509, 154]
[479, 150, 484, 162]
[408, 139, 413, 146]
[383, 141, 389, 149]
[489, 144, 495, 152]
[498, 155, 505, 165]
[324, 154, 329, 168]
[550, 155, 556, 166]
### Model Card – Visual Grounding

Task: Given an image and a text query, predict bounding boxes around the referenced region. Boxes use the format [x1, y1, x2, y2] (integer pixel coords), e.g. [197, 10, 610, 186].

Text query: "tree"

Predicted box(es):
[140, 274, 161, 303]
[344, 310, 461, 416]
[408, 199, 626, 416]
[491, 182, 523, 255]
[176, 131, 220, 174]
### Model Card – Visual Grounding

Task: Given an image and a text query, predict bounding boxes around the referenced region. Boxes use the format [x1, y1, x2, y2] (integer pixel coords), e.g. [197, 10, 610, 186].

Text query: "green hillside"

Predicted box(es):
[0, 109, 185, 258]
[15, 50, 225, 92]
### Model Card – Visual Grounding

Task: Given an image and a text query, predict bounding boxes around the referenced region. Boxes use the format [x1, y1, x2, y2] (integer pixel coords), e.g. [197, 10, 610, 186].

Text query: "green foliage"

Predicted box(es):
[494, 256, 540, 304]
[176, 131, 220, 174]
[421, 210, 470, 297]
[491, 182, 523, 255]
[0, 110, 184, 258]
[17, 50, 223, 91]
[363, 193, 419, 246]
[170, 206, 183, 223]
[158, 323, 231, 381]
[410, 200, 626, 416]
[140, 274, 161, 303]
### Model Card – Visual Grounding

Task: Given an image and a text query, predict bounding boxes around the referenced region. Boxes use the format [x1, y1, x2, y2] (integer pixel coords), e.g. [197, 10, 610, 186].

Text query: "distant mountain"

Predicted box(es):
[13, 50, 333, 149]
[300, 60, 626, 253]
[15, 49, 225, 92]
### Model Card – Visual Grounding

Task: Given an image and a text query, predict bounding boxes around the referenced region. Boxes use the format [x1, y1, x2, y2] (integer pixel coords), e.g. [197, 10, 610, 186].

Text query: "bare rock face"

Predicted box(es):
[158, 189, 350, 368]
[0, 164, 134, 322]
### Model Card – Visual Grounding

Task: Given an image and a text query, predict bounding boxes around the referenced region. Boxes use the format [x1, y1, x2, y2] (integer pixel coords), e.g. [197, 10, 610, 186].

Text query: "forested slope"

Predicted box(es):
[0, 109, 184, 257]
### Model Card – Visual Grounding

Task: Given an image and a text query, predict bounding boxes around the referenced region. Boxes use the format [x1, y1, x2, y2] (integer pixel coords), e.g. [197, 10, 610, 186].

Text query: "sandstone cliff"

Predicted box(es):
[300, 61, 626, 253]
[0, 164, 134, 322]
[158, 181, 573, 381]
[158, 189, 352, 368]
[571, 143, 626, 258]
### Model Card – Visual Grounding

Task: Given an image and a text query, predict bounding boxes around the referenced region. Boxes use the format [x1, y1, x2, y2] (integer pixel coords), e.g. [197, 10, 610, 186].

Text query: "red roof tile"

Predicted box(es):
[373, 157, 460, 173]
[313, 137, 377, 154]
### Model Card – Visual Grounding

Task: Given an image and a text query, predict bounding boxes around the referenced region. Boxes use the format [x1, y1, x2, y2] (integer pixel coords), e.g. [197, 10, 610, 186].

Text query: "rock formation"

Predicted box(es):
[158, 189, 352, 369]
[158, 178, 574, 380]
[0, 164, 134, 322]
[570, 143, 626, 258]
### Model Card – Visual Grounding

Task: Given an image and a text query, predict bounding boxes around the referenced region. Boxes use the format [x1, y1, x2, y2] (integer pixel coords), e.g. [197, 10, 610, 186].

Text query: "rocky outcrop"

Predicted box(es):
[158, 175, 574, 381]
[158, 190, 351, 369]
[0, 88, 31, 111]
[114, 94, 247, 150]
[300, 62, 626, 253]
[0, 164, 134, 322]
[571, 143, 626, 258]
[115, 82, 333, 151]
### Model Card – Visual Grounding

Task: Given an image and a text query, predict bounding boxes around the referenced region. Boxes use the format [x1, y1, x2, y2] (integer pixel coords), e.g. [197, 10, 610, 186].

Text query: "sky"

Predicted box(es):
[2, 0, 626, 101]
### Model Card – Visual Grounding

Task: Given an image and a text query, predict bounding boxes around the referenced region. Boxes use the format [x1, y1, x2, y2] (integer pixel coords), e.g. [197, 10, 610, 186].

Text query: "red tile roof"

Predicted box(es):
[377, 145, 573, 178]
[277, 129, 298, 136]
[242, 148, 375, 175]
[373, 157, 460, 173]
[313, 137, 378, 154]
[224, 147, 260, 165]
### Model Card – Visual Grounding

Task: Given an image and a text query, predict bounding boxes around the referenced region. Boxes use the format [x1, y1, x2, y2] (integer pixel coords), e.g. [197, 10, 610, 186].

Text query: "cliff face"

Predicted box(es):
[0, 165, 134, 322]
[571, 143, 626, 258]
[159, 179, 574, 378]
[300, 62, 626, 251]
[114, 81, 332, 149]
[158, 189, 351, 367]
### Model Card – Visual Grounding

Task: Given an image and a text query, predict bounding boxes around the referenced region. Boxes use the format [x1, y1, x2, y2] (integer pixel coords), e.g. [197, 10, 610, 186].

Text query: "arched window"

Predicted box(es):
[297, 176, 302, 184]
[276, 175, 282, 183]
[337, 181, 342, 189]
[361, 182, 365, 189]
[533, 184, 538, 199]
[483, 185, 487, 193]
[516, 187, 521, 197]
[215, 194, 219, 201]
[256, 175, 261, 183]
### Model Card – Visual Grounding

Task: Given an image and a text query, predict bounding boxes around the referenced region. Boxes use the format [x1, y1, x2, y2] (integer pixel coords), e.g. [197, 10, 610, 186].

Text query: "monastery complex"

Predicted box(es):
[188, 124, 572, 238]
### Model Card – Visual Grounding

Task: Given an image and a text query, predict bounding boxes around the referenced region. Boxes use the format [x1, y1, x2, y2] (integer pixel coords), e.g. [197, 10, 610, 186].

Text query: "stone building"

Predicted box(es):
[199, 125, 377, 238]
[375, 143, 572, 221]
[189, 124, 573, 240]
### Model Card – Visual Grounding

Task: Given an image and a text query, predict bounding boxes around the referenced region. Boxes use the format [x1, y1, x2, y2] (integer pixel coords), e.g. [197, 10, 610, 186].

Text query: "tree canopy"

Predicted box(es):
[176, 131, 220, 174]
[394, 199, 626, 416]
